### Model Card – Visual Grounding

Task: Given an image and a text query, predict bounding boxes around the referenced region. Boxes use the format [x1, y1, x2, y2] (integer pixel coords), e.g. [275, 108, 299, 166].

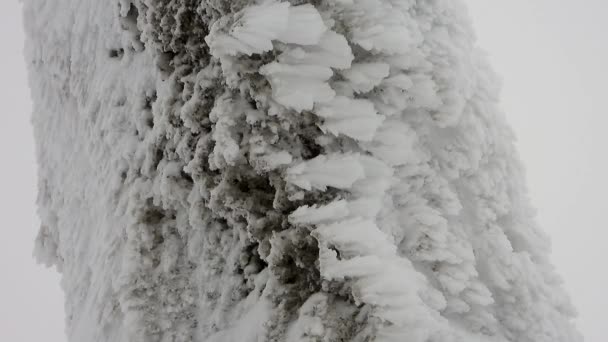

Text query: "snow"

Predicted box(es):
[315, 218, 396, 257]
[208, 1, 290, 56]
[277, 5, 327, 45]
[278, 31, 354, 70]
[289, 200, 350, 225]
[259, 62, 335, 111]
[207, 2, 329, 57]
[25, 0, 581, 341]
[286, 154, 365, 191]
[341, 62, 390, 93]
[363, 119, 418, 166]
[315, 96, 384, 141]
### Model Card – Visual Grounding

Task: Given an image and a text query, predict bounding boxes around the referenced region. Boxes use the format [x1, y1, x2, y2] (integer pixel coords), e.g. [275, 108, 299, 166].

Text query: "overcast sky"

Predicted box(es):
[467, 2, 608, 341]
[1, 1, 606, 341]
[0, 1, 66, 341]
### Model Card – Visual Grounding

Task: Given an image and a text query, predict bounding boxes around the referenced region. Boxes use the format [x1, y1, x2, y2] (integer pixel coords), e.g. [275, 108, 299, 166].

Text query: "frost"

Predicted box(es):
[278, 31, 354, 70]
[26, 0, 581, 341]
[256, 151, 293, 171]
[260, 62, 335, 111]
[315, 218, 396, 257]
[259, 30, 354, 111]
[289, 200, 350, 225]
[341, 62, 390, 93]
[286, 154, 365, 191]
[277, 5, 327, 45]
[208, 1, 290, 56]
[315, 96, 384, 141]
[207, 1, 328, 56]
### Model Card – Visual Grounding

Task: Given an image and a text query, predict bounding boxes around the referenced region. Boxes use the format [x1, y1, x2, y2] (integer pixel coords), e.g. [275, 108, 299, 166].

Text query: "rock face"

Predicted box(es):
[25, 0, 581, 341]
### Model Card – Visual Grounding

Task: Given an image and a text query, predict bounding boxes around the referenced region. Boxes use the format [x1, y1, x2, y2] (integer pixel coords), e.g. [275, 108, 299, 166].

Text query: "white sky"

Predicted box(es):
[0, 1, 605, 341]
[0, 1, 66, 341]
[467, 1, 608, 341]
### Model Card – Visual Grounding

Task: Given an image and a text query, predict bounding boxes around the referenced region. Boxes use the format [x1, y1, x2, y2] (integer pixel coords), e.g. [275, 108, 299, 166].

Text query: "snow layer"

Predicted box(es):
[25, 0, 581, 341]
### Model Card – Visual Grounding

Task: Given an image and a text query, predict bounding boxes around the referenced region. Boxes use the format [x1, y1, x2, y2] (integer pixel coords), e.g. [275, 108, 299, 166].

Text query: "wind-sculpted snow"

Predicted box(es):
[25, 0, 581, 341]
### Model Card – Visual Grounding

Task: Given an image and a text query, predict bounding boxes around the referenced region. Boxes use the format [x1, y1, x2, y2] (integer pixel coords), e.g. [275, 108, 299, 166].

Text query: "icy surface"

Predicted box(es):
[25, 0, 581, 341]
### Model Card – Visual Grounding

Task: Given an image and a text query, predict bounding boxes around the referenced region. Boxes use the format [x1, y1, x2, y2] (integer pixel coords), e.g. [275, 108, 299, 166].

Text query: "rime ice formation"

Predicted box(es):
[25, 0, 581, 341]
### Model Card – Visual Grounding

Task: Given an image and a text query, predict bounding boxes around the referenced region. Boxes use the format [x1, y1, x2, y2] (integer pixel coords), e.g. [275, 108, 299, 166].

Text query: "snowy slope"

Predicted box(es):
[25, 0, 581, 341]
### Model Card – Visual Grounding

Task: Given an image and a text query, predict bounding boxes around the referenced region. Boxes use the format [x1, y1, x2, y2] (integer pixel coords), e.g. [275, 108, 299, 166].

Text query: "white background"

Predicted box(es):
[0, 1, 605, 341]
